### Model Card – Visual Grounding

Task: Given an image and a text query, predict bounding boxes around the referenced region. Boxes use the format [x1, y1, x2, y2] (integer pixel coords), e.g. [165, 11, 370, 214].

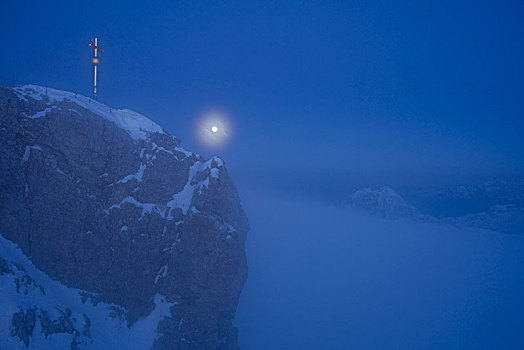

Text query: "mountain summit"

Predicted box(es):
[0, 84, 248, 349]
[351, 186, 430, 221]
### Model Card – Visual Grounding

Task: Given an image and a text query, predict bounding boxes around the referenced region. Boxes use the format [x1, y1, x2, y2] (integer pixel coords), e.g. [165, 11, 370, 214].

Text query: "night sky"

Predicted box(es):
[1, 1, 523, 183]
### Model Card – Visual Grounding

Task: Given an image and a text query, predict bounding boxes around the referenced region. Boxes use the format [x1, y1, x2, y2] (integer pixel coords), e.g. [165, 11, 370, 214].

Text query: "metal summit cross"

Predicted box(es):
[89, 37, 103, 101]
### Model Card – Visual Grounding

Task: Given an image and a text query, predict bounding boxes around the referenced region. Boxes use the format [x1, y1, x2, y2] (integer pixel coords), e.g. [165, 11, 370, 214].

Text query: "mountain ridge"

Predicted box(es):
[351, 185, 523, 234]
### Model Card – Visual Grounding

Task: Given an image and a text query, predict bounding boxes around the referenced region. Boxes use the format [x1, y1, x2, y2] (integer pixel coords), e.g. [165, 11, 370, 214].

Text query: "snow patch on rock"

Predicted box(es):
[21, 145, 42, 165]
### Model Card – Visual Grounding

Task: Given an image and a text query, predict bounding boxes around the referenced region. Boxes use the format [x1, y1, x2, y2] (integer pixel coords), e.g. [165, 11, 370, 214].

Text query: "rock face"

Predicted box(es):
[0, 85, 248, 349]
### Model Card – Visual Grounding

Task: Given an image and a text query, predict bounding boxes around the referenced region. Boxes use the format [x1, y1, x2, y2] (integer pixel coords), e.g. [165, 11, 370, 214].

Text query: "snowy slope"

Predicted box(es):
[0, 234, 175, 350]
[13, 85, 166, 141]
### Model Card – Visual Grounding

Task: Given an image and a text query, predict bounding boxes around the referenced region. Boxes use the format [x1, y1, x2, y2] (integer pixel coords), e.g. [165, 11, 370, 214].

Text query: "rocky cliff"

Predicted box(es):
[0, 84, 248, 349]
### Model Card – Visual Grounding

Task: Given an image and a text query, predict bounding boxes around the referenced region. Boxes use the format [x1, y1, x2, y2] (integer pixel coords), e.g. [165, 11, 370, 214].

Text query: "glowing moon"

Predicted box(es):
[195, 111, 232, 148]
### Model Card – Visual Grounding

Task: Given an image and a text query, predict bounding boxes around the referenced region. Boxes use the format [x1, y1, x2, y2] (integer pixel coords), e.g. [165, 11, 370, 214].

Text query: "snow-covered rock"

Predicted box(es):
[0, 84, 248, 349]
[12, 85, 166, 140]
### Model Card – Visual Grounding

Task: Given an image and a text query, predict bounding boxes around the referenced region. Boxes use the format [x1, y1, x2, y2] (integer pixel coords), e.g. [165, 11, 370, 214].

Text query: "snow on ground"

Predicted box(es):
[166, 162, 208, 216]
[154, 266, 168, 285]
[0, 234, 175, 350]
[21, 145, 42, 164]
[27, 106, 57, 119]
[166, 159, 219, 216]
[235, 187, 524, 350]
[13, 85, 166, 141]
[115, 163, 146, 185]
[106, 196, 159, 218]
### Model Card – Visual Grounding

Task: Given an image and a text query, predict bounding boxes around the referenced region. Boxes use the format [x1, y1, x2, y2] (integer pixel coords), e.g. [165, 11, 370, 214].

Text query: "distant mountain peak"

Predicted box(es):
[351, 186, 430, 220]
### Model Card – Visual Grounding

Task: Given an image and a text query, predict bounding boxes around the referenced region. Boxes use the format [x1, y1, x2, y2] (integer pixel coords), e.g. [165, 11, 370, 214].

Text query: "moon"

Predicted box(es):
[195, 111, 232, 149]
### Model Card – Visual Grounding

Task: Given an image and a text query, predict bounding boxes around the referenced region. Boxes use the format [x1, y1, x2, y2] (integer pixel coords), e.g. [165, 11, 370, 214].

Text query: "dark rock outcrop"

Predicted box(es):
[11, 308, 36, 347]
[0, 84, 248, 349]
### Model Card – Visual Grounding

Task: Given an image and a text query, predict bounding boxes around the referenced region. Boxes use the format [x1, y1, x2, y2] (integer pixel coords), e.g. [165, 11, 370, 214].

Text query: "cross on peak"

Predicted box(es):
[89, 37, 103, 56]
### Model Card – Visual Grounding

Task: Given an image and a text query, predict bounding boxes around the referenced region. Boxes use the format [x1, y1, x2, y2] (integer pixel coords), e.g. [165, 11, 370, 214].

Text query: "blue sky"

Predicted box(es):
[1, 0, 523, 181]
